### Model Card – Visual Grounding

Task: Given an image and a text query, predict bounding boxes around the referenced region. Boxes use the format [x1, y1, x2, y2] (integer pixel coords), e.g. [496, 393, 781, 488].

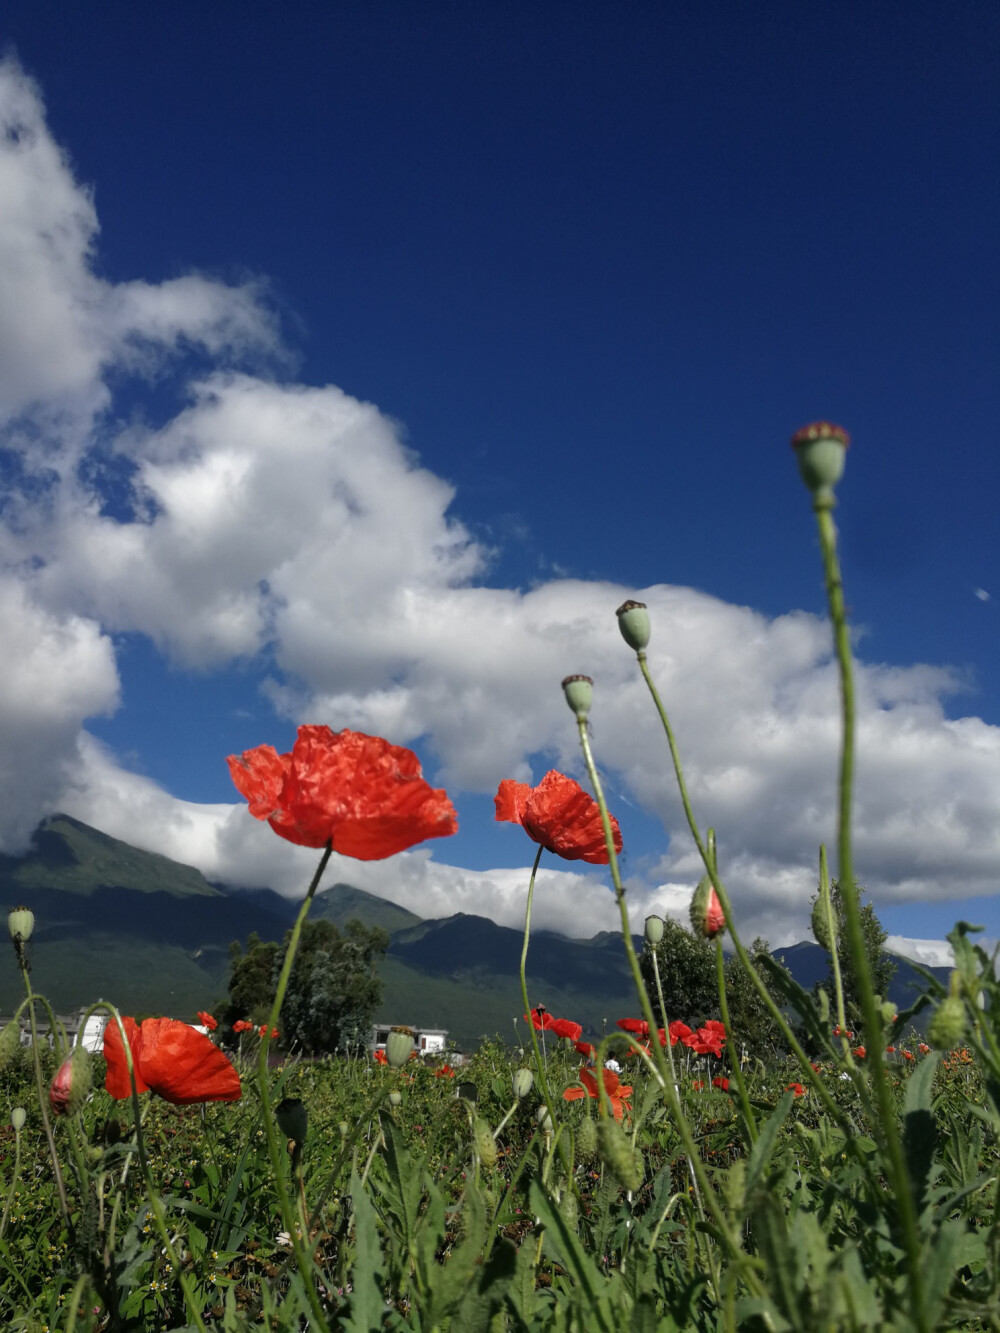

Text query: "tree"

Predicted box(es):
[812, 878, 896, 1021]
[221, 919, 388, 1055]
[640, 919, 789, 1059]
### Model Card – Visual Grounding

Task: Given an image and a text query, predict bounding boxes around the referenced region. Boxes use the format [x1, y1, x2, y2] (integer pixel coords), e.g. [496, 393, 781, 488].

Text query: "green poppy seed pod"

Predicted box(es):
[474, 1117, 497, 1168]
[597, 1117, 642, 1193]
[558, 1190, 579, 1232]
[561, 675, 593, 722]
[536, 1104, 553, 1133]
[10, 1106, 25, 1132]
[615, 600, 650, 653]
[513, 1067, 534, 1099]
[8, 906, 34, 944]
[879, 999, 896, 1026]
[928, 994, 966, 1050]
[275, 1097, 308, 1144]
[810, 895, 835, 952]
[790, 422, 850, 507]
[644, 914, 664, 946]
[386, 1026, 415, 1069]
[690, 875, 726, 938]
[575, 1114, 598, 1162]
[49, 1047, 92, 1117]
[0, 1019, 20, 1070]
[388, 1090, 402, 1107]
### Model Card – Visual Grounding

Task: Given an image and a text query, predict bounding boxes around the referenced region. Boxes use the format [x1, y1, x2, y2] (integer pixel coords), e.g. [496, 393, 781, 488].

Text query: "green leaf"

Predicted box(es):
[902, 1050, 940, 1209]
[745, 1091, 793, 1202]
[343, 1170, 386, 1333]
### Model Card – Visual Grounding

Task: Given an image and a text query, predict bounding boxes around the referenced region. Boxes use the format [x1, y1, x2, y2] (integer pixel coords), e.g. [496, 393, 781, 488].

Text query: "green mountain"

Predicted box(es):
[0, 815, 951, 1050]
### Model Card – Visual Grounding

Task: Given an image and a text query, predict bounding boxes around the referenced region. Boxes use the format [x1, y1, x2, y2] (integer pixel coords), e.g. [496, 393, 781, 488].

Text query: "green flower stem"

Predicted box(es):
[0, 1114, 22, 1238]
[574, 718, 750, 1296]
[517, 844, 566, 1142]
[814, 503, 927, 1328]
[714, 938, 757, 1144]
[633, 651, 867, 1132]
[17, 967, 71, 1225]
[647, 947, 680, 1092]
[256, 841, 334, 1333]
[818, 845, 850, 1054]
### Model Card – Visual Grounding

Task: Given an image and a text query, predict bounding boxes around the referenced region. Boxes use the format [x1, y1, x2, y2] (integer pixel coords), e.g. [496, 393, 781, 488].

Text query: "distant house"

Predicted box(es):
[0, 1007, 110, 1052]
[370, 1024, 449, 1056]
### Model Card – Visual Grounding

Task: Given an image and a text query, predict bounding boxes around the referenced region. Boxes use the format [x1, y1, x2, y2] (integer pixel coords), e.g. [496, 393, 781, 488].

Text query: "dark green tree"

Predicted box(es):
[812, 878, 896, 1021]
[221, 918, 388, 1055]
[640, 919, 788, 1059]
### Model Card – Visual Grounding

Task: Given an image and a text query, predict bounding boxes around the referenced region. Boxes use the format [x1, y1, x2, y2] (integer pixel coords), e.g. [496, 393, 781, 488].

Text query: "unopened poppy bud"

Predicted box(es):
[275, 1097, 308, 1144]
[928, 994, 966, 1050]
[0, 1019, 20, 1070]
[386, 1026, 415, 1069]
[388, 1090, 402, 1107]
[597, 1117, 642, 1192]
[513, 1068, 534, 1099]
[561, 675, 593, 722]
[575, 1114, 598, 1162]
[644, 915, 664, 946]
[879, 999, 896, 1025]
[811, 894, 835, 951]
[11, 1106, 25, 1132]
[474, 1117, 497, 1167]
[790, 421, 850, 507]
[49, 1047, 92, 1117]
[690, 875, 726, 938]
[536, 1104, 553, 1133]
[8, 906, 34, 944]
[615, 600, 650, 652]
[558, 1190, 579, 1231]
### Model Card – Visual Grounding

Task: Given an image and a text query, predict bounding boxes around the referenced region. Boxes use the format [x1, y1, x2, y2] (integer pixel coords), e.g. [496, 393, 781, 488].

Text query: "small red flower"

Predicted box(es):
[903, 1050, 915, 1062]
[616, 1018, 649, 1038]
[197, 1012, 218, 1031]
[434, 1064, 456, 1077]
[228, 726, 458, 858]
[852, 1046, 866, 1059]
[712, 1076, 730, 1092]
[810, 1062, 822, 1072]
[574, 1040, 595, 1059]
[886, 1045, 895, 1054]
[667, 1020, 693, 1047]
[495, 771, 622, 864]
[786, 1082, 806, 1098]
[373, 1048, 388, 1064]
[918, 1043, 930, 1055]
[563, 1067, 633, 1121]
[104, 1018, 241, 1104]
[692, 1079, 705, 1091]
[232, 1019, 253, 1034]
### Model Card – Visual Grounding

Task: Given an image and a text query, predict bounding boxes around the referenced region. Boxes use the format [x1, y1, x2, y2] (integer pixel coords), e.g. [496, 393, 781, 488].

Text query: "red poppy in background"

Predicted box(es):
[197, 1012, 218, 1031]
[373, 1048, 388, 1064]
[853, 1046, 867, 1059]
[686, 1021, 726, 1058]
[786, 1082, 806, 1098]
[550, 1018, 583, 1042]
[563, 1067, 633, 1121]
[903, 1050, 915, 1062]
[232, 1020, 253, 1034]
[228, 726, 458, 858]
[495, 771, 622, 864]
[574, 1041, 596, 1059]
[434, 1065, 456, 1078]
[712, 1076, 730, 1092]
[616, 1018, 649, 1038]
[667, 1021, 693, 1047]
[527, 1008, 555, 1032]
[104, 1018, 241, 1104]
[258, 1025, 280, 1039]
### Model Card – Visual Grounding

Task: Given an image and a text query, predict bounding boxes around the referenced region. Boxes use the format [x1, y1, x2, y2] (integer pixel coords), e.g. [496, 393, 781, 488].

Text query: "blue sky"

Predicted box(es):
[1, 4, 998, 959]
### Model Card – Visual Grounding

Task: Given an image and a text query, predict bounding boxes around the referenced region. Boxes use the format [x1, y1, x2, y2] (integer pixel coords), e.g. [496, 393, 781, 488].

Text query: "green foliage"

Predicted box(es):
[222, 919, 387, 1054]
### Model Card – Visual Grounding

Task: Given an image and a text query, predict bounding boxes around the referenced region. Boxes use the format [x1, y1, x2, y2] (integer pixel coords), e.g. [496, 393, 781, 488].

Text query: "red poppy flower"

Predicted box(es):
[197, 1012, 218, 1031]
[886, 1045, 895, 1054]
[903, 1050, 915, 1062]
[668, 1020, 693, 1047]
[494, 771, 622, 864]
[918, 1043, 930, 1055]
[692, 1079, 705, 1091]
[228, 726, 458, 858]
[712, 1076, 730, 1092]
[685, 1021, 726, 1058]
[104, 1018, 241, 1105]
[434, 1064, 456, 1078]
[232, 1019, 254, 1034]
[526, 1008, 554, 1032]
[574, 1040, 596, 1059]
[373, 1048, 388, 1064]
[616, 1018, 649, 1038]
[786, 1082, 806, 1098]
[852, 1046, 866, 1059]
[563, 1066, 633, 1121]
[550, 1018, 583, 1042]
[258, 1025, 279, 1039]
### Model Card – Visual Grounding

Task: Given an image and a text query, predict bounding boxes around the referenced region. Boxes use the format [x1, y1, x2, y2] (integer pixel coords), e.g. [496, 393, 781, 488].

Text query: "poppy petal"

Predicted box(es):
[137, 1018, 241, 1104]
[103, 1017, 150, 1099]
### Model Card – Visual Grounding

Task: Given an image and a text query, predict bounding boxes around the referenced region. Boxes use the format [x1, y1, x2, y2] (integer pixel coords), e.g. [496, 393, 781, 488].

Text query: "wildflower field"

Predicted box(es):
[3, 425, 1000, 1331]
